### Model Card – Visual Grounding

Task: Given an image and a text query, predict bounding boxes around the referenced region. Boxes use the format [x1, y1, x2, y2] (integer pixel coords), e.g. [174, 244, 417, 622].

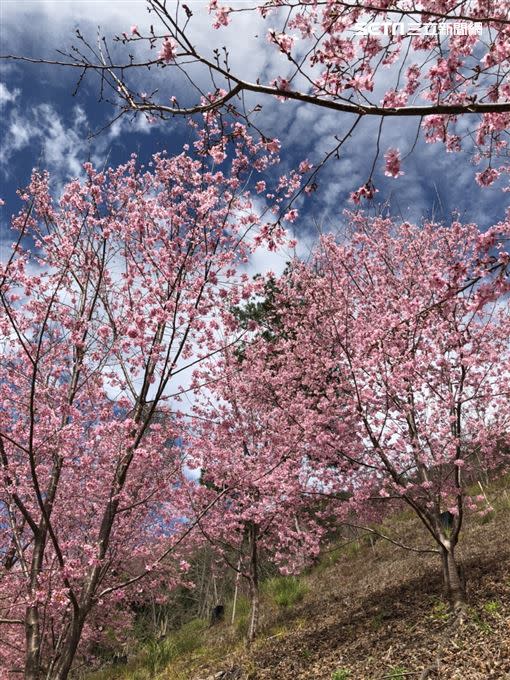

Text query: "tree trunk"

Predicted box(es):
[49, 612, 85, 680]
[440, 545, 466, 615]
[25, 533, 46, 680]
[246, 523, 259, 645]
[440, 547, 449, 597]
[24, 605, 41, 680]
[247, 577, 259, 645]
[231, 556, 242, 627]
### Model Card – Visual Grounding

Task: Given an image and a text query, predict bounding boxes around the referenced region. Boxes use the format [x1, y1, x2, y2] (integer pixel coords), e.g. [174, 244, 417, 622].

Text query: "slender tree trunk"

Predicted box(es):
[198, 552, 208, 619]
[50, 613, 85, 680]
[446, 548, 466, 614]
[231, 556, 242, 627]
[212, 572, 218, 604]
[440, 545, 466, 615]
[24, 605, 41, 680]
[246, 524, 259, 645]
[440, 547, 450, 597]
[47, 453, 134, 677]
[25, 530, 46, 680]
[247, 577, 259, 646]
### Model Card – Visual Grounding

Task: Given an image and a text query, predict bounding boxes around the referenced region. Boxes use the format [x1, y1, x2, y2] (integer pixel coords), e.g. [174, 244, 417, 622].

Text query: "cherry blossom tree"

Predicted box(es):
[0, 131, 282, 678]
[0, 4, 509, 672]
[237, 213, 510, 615]
[187, 347, 324, 643]
[5, 0, 509, 195]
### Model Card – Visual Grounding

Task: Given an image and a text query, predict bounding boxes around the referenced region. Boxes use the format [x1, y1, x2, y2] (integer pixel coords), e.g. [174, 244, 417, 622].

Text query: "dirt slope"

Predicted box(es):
[193, 509, 510, 680]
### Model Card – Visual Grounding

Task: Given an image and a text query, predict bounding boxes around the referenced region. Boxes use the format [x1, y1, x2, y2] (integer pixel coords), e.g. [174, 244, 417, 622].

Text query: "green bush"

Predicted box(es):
[144, 618, 206, 675]
[343, 541, 361, 558]
[225, 593, 251, 638]
[227, 593, 251, 620]
[263, 576, 308, 608]
[317, 547, 344, 572]
[173, 618, 207, 655]
[483, 600, 501, 615]
[234, 613, 249, 638]
[387, 667, 409, 679]
[479, 509, 496, 524]
[331, 669, 351, 680]
[430, 599, 449, 622]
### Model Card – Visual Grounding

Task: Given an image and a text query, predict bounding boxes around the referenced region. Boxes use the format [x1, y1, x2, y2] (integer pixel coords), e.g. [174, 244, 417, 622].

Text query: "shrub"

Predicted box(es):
[225, 594, 251, 638]
[264, 576, 308, 608]
[144, 618, 206, 674]
[483, 600, 501, 615]
[331, 669, 351, 680]
[430, 599, 449, 622]
[387, 667, 409, 679]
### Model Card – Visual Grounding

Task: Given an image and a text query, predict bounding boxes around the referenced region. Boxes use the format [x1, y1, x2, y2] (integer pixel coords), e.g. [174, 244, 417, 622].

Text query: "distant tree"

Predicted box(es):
[189, 348, 324, 643]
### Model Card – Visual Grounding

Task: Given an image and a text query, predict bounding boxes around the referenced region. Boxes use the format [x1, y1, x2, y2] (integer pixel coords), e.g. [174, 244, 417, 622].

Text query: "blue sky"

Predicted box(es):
[1, 0, 508, 271]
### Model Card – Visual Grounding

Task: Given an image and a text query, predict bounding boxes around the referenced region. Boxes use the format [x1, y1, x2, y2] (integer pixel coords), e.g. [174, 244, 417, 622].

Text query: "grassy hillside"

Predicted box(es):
[87, 479, 510, 680]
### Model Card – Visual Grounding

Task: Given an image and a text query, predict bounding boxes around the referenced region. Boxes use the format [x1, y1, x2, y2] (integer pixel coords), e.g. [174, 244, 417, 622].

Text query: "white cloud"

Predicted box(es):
[1, 101, 89, 181]
[0, 82, 19, 107]
[0, 94, 157, 189]
[0, 2, 505, 232]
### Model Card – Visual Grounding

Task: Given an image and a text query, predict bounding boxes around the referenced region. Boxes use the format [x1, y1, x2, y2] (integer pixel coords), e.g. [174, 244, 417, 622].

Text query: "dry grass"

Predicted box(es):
[87, 476, 510, 680]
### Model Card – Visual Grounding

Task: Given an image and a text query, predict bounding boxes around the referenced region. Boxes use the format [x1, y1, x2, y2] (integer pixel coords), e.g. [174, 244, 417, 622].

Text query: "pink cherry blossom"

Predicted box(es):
[384, 148, 403, 178]
[284, 208, 298, 222]
[475, 167, 500, 187]
[209, 144, 227, 164]
[234, 214, 509, 613]
[0, 135, 284, 675]
[158, 36, 177, 62]
[268, 30, 295, 54]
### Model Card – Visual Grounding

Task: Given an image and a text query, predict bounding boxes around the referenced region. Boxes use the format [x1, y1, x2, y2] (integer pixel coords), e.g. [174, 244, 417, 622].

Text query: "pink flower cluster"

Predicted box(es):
[475, 167, 500, 187]
[350, 181, 378, 204]
[158, 37, 177, 62]
[384, 148, 403, 178]
[268, 30, 295, 54]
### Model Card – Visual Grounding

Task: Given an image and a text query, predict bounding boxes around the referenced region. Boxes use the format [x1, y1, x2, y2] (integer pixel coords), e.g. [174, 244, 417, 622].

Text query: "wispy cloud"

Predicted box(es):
[0, 82, 19, 107]
[0, 2, 506, 233]
[1, 99, 89, 181]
